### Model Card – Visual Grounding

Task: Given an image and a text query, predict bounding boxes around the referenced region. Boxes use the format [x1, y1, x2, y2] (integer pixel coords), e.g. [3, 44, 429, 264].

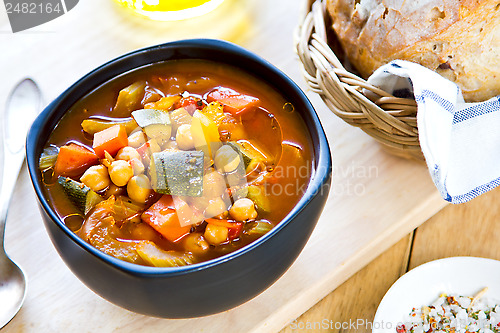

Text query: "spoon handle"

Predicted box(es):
[0, 79, 42, 250]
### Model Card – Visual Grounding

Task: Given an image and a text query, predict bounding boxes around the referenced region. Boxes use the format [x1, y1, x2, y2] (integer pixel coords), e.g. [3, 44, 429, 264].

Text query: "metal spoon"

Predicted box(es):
[0, 78, 42, 329]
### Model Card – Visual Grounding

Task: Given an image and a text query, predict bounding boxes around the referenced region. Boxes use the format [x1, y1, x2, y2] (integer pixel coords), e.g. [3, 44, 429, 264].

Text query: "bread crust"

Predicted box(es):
[327, 0, 500, 101]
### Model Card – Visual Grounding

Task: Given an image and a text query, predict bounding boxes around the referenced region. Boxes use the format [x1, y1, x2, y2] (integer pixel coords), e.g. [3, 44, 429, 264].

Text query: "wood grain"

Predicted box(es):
[290, 184, 500, 333]
[0, 0, 446, 332]
[409, 185, 500, 269]
[280, 235, 413, 333]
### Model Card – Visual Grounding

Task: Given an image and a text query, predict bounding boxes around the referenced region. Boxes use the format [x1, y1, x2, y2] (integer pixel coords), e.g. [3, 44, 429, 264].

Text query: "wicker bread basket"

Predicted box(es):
[295, 0, 423, 161]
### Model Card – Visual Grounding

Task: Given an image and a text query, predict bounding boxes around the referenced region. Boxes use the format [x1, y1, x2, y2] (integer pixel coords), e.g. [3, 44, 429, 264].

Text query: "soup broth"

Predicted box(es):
[39, 59, 313, 267]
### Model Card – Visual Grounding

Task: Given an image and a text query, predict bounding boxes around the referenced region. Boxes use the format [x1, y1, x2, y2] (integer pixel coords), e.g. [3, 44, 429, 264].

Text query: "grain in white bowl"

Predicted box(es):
[397, 289, 500, 333]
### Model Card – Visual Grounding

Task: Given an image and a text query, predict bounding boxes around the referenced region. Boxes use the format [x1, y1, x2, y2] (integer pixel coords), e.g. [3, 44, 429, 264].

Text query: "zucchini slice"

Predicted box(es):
[228, 141, 267, 172]
[131, 109, 172, 141]
[227, 142, 251, 167]
[246, 185, 271, 213]
[150, 151, 204, 197]
[113, 81, 146, 117]
[57, 176, 103, 215]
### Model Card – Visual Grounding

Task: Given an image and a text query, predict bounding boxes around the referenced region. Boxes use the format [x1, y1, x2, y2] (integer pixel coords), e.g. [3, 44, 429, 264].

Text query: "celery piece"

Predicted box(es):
[88, 216, 140, 264]
[131, 109, 172, 141]
[113, 196, 145, 223]
[136, 241, 195, 267]
[39, 146, 59, 171]
[81, 117, 138, 135]
[113, 81, 146, 117]
[245, 221, 273, 236]
[131, 109, 171, 128]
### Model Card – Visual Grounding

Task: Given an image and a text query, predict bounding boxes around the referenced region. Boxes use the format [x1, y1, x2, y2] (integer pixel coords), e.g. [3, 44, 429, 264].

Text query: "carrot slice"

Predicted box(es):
[53, 143, 98, 177]
[205, 218, 236, 228]
[206, 87, 259, 115]
[144, 95, 181, 110]
[92, 124, 128, 158]
[141, 195, 191, 242]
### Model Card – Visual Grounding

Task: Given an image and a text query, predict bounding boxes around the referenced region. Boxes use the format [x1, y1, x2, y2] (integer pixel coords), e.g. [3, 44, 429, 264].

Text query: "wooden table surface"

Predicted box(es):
[0, 0, 466, 332]
[281, 182, 500, 333]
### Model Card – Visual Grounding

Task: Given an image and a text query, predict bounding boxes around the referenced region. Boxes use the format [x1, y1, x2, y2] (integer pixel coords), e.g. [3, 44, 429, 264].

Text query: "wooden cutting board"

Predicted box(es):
[0, 0, 446, 331]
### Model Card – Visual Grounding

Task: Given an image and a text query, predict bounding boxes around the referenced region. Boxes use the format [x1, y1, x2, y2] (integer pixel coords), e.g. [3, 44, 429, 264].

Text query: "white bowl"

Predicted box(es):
[373, 256, 500, 333]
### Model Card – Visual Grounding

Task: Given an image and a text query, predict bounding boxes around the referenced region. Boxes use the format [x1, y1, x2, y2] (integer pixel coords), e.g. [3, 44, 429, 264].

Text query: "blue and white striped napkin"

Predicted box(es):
[368, 60, 500, 204]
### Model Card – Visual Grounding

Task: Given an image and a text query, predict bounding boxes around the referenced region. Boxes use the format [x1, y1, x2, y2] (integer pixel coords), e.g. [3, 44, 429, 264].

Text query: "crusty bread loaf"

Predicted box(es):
[326, 0, 500, 102]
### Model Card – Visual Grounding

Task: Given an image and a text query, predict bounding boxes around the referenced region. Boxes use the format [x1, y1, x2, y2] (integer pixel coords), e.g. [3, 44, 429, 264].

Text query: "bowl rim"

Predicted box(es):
[26, 38, 332, 276]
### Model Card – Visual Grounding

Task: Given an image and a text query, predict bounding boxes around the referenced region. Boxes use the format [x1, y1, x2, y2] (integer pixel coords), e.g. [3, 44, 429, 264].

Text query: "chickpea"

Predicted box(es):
[108, 160, 134, 187]
[127, 131, 147, 148]
[229, 198, 258, 221]
[116, 146, 141, 161]
[182, 233, 210, 255]
[204, 224, 228, 246]
[163, 139, 179, 151]
[176, 124, 195, 150]
[203, 169, 226, 199]
[127, 174, 152, 203]
[204, 197, 229, 219]
[80, 165, 110, 191]
[214, 145, 240, 173]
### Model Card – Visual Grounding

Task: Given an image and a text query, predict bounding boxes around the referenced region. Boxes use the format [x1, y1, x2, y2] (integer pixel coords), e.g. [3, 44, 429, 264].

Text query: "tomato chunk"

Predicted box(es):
[141, 195, 191, 242]
[227, 223, 243, 240]
[174, 96, 204, 115]
[53, 142, 98, 177]
[205, 218, 243, 240]
[207, 87, 259, 115]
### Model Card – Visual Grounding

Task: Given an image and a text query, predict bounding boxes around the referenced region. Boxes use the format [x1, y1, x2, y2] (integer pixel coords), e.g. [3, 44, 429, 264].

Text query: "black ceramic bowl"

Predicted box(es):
[26, 39, 331, 318]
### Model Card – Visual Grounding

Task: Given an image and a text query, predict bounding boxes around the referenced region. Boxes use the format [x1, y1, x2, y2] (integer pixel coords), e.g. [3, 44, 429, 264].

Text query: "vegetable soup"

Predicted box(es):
[39, 59, 313, 267]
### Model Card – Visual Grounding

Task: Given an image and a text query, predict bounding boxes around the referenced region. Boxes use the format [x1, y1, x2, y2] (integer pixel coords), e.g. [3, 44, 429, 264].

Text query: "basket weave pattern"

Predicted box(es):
[295, 0, 423, 160]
